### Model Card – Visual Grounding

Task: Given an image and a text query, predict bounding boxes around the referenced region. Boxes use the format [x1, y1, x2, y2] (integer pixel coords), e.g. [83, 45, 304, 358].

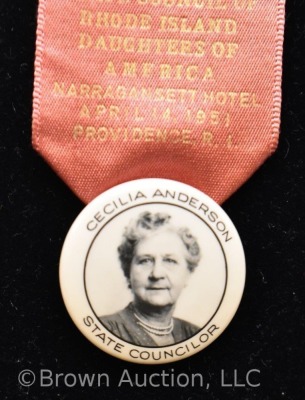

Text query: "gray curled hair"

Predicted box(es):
[118, 212, 201, 278]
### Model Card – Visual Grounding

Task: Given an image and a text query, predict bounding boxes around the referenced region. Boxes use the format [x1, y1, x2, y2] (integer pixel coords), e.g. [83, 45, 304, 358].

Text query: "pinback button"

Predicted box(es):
[60, 178, 245, 364]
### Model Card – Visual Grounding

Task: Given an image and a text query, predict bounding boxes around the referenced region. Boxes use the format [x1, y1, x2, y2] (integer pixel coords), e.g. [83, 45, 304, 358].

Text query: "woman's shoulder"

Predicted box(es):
[99, 306, 131, 332]
[173, 317, 200, 338]
[99, 304, 153, 344]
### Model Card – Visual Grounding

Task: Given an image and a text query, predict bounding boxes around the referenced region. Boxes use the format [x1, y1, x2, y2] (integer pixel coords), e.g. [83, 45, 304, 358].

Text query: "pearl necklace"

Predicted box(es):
[134, 312, 174, 336]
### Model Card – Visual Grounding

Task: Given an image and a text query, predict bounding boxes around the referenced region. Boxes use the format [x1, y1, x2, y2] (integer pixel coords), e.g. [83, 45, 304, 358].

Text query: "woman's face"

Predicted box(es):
[129, 230, 191, 308]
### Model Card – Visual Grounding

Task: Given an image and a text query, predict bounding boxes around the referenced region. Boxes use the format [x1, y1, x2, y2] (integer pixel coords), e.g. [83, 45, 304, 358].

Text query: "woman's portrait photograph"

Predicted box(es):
[85, 204, 227, 347]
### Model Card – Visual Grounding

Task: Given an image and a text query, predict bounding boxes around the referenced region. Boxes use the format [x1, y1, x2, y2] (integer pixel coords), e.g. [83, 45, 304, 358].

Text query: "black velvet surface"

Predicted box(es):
[1, 1, 304, 399]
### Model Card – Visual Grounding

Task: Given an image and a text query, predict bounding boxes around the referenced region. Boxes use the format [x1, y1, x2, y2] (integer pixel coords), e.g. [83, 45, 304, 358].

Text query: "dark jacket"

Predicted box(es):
[99, 303, 199, 346]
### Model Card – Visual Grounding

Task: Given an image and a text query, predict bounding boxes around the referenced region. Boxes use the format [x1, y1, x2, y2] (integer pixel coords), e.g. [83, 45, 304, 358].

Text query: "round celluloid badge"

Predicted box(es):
[60, 179, 245, 364]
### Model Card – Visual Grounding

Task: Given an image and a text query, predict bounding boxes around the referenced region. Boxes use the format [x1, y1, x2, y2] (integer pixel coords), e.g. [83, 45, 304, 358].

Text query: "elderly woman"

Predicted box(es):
[99, 211, 201, 346]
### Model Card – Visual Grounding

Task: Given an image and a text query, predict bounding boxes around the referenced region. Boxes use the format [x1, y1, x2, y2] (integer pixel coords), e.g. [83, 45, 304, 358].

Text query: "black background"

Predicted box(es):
[1, 1, 304, 399]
